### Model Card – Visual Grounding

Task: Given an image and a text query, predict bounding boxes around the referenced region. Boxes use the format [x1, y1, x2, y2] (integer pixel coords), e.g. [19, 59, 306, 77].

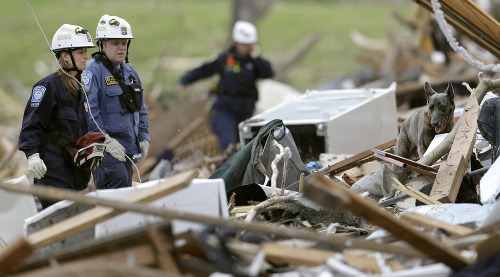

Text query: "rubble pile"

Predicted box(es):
[0, 2, 499, 277]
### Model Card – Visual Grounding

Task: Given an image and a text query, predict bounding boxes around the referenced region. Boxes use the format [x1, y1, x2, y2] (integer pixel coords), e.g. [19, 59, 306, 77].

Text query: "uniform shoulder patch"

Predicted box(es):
[82, 70, 92, 88]
[31, 85, 46, 107]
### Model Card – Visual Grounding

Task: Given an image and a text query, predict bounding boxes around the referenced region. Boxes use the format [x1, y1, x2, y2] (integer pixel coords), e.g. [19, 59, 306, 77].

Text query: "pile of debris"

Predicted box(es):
[0, 74, 499, 276]
[0, 2, 499, 276]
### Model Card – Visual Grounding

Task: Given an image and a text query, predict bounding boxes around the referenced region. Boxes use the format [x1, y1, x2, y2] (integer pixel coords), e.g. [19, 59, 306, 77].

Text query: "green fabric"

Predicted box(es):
[209, 119, 283, 192]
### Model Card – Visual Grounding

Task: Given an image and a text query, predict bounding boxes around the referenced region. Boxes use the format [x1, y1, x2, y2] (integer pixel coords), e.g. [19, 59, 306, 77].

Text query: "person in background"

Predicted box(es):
[19, 24, 95, 209]
[83, 14, 150, 189]
[178, 21, 275, 152]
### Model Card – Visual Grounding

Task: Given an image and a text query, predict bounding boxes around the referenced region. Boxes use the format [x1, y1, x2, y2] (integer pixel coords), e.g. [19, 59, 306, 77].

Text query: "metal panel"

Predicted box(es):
[239, 83, 398, 160]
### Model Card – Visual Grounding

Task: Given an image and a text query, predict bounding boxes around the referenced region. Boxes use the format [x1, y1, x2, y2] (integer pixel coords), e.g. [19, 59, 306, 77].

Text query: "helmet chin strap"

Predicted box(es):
[125, 40, 131, 63]
[58, 50, 82, 79]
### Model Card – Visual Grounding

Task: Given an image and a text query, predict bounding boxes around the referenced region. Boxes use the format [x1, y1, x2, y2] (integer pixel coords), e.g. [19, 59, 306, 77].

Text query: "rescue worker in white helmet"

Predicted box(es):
[82, 14, 150, 189]
[19, 24, 97, 209]
[178, 21, 274, 152]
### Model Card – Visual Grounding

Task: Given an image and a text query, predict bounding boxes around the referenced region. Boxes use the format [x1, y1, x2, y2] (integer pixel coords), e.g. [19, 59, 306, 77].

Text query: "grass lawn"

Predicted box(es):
[1, 0, 412, 110]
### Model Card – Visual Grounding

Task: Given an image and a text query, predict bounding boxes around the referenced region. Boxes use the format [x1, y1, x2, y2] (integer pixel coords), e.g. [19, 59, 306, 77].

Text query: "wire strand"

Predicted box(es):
[21, 0, 143, 183]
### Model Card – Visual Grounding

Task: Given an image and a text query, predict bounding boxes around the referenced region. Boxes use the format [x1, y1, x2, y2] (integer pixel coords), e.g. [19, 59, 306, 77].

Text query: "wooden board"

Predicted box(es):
[262, 242, 338, 266]
[431, 94, 479, 202]
[324, 138, 396, 175]
[304, 174, 471, 270]
[0, 238, 34, 275]
[413, 0, 500, 57]
[16, 224, 174, 272]
[392, 179, 442, 206]
[475, 233, 500, 261]
[400, 212, 473, 236]
[26, 170, 198, 248]
[439, 0, 499, 49]
[343, 249, 381, 274]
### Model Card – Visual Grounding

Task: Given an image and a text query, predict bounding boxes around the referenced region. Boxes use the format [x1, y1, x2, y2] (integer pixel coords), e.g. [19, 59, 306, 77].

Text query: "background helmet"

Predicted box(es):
[51, 24, 95, 52]
[232, 21, 258, 44]
[95, 14, 134, 40]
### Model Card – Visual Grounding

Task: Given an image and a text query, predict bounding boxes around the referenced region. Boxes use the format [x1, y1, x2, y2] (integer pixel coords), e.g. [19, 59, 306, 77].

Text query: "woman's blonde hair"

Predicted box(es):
[55, 53, 81, 99]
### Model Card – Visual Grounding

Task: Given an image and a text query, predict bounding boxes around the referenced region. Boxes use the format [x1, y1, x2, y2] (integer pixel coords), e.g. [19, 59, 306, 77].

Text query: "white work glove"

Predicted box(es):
[27, 153, 47, 179]
[136, 140, 150, 163]
[104, 134, 126, 162]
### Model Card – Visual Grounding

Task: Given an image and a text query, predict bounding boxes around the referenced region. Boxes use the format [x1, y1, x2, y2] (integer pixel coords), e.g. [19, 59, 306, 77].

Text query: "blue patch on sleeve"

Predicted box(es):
[31, 86, 46, 103]
[82, 71, 92, 88]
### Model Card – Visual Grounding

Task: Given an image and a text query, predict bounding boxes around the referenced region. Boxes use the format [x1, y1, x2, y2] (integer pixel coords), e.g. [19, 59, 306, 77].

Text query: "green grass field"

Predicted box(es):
[1, 0, 412, 110]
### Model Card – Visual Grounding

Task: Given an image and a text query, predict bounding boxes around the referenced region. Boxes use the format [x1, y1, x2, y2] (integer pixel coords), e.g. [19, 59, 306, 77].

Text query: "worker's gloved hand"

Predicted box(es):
[27, 153, 47, 179]
[104, 134, 126, 162]
[136, 140, 150, 163]
[250, 45, 260, 59]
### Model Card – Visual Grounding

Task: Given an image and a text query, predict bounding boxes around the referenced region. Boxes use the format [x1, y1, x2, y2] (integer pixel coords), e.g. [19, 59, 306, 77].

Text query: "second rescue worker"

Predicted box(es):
[83, 14, 150, 189]
[178, 21, 275, 152]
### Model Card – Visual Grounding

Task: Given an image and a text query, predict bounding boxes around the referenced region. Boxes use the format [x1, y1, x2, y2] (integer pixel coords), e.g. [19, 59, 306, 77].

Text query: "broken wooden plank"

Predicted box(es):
[467, 221, 500, 237]
[400, 212, 473, 236]
[11, 259, 176, 277]
[431, 92, 479, 203]
[343, 249, 381, 274]
[372, 148, 438, 176]
[15, 223, 174, 273]
[0, 238, 34, 275]
[475, 233, 500, 261]
[262, 242, 338, 266]
[147, 225, 181, 274]
[392, 178, 442, 206]
[167, 116, 206, 150]
[441, 0, 500, 46]
[303, 174, 471, 270]
[324, 138, 397, 175]
[413, 0, 500, 57]
[26, 169, 198, 248]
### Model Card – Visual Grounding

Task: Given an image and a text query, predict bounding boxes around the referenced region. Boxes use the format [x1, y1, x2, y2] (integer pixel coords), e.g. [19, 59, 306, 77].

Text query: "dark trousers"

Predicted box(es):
[210, 109, 251, 151]
[34, 177, 73, 210]
[93, 152, 133, 189]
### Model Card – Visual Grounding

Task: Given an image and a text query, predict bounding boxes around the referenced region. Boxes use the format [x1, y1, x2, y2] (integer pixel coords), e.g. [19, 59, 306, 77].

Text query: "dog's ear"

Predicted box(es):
[445, 80, 455, 103]
[424, 82, 436, 102]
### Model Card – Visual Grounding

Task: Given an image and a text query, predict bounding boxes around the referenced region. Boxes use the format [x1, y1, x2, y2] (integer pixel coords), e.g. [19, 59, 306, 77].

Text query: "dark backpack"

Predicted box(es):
[477, 96, 500, 162]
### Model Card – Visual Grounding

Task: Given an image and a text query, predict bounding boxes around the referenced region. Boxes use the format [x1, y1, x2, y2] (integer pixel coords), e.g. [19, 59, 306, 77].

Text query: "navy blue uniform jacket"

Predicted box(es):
[179, 48, 274, 115]
[19, 73, 89, 186]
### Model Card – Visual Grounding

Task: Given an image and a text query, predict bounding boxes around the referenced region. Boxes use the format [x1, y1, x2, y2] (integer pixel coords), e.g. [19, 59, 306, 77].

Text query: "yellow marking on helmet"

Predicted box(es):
[109, 19, 120, 26]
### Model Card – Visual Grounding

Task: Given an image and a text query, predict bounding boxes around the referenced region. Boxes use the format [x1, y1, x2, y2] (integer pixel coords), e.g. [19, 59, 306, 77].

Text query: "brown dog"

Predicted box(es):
[395, 81, 455, 161]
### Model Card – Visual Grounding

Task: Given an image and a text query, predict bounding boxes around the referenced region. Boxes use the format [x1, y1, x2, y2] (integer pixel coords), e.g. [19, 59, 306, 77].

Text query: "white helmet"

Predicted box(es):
[95, 14, 134, 40]
[232, 21, 258, 44]
[51, 24, 95, 52]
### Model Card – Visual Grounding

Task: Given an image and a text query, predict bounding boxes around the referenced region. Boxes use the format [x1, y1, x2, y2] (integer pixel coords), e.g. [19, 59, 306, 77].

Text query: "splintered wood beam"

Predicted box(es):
[412, 0, 500, 57]
[16, 224, 175, 272]
[303, 174, 471, 270]
[400, 212, 473, 237]
[392, 178, 442, 206]
[475, 233, 500, 261]
[324, 138, 397, 175]
[438, 0, 500, 51]
[430, 93, 479, 202]
[147, 225, 181, 274]
[261, 242, 339, 266]
[11, 259, 173, 277]
[0, 238, 34, 275]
